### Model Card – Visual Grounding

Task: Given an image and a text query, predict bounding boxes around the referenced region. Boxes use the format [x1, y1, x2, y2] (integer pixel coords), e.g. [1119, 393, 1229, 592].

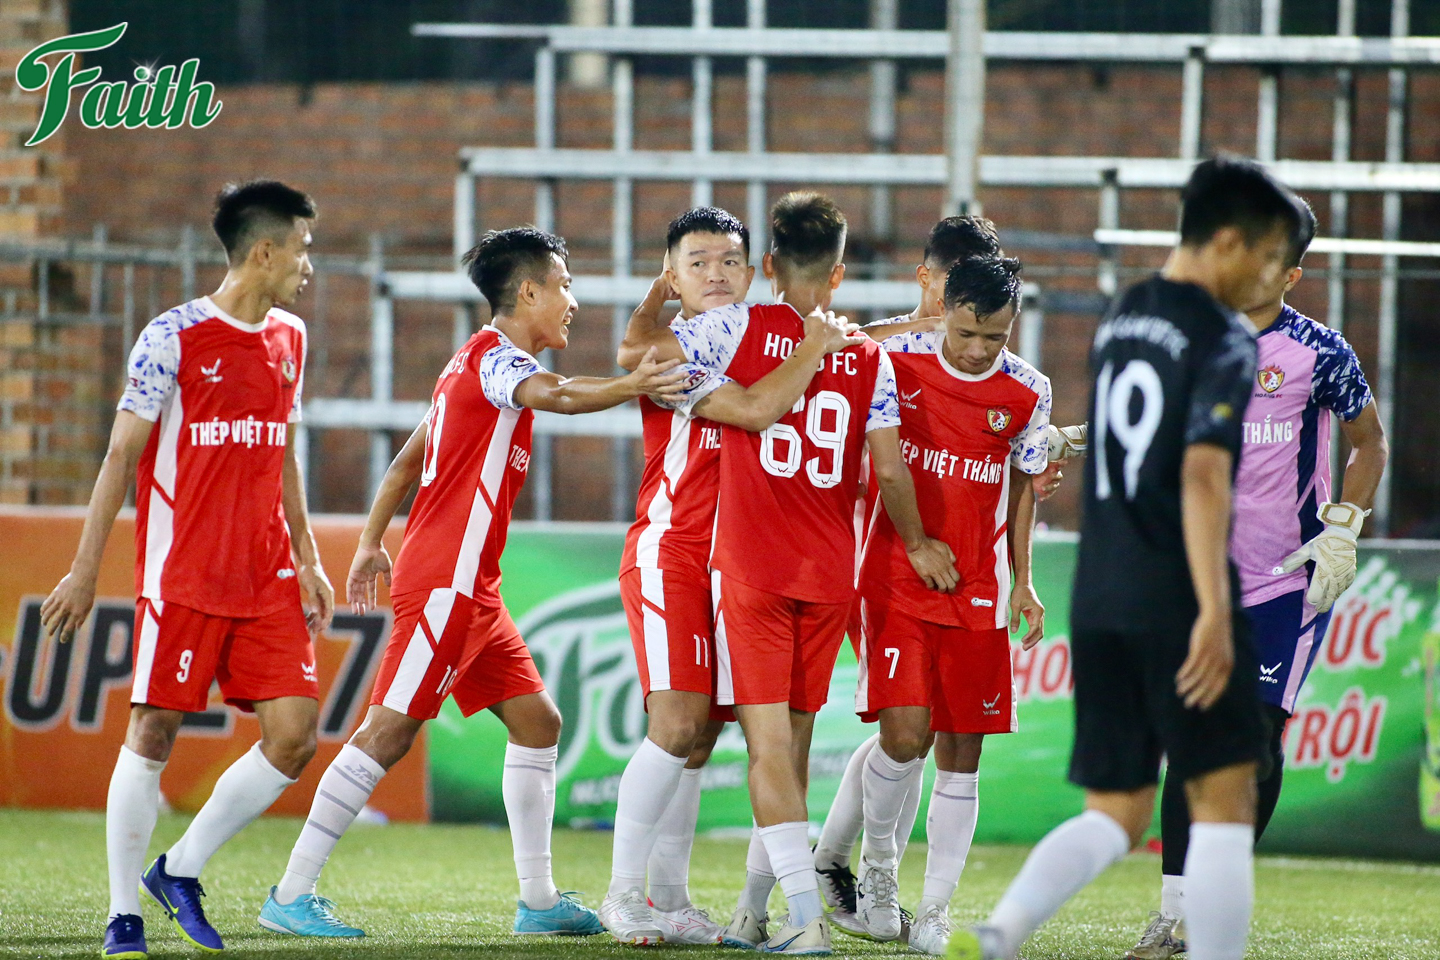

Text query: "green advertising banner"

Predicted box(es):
[426, 527, 1440, 860]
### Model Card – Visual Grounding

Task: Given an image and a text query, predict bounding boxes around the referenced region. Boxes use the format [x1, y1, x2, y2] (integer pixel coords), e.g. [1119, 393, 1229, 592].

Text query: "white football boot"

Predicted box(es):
[599, 887, 663, 945]
[906, 904, 951, 955]
[652, 902, 722, 944]
[721, 906, 770, 949]
[855, 856, 902, 941]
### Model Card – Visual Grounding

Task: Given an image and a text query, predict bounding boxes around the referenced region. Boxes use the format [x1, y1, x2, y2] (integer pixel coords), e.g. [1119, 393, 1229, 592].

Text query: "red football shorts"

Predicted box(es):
[620, 568, 734, 722]
[855, 600, 1016, 735]
[712, 571, 849, 713]
[131, 597, 317, 713]
[371, 588, 544, 721]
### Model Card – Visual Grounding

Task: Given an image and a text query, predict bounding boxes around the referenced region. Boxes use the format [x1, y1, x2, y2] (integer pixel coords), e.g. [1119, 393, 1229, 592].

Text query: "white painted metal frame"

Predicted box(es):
[387, 3, 1433, 529]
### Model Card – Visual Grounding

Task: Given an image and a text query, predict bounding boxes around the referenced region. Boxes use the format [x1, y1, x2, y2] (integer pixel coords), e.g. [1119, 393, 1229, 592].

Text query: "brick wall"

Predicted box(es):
[0, 0, 73, 504]
[6, 30, 1436, 527]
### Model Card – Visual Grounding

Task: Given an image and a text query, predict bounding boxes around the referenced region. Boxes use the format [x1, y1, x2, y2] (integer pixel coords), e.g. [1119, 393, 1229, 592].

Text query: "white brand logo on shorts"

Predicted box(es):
[970, 597, 994, 607]
[981, 693, 1001, 715]
[277, 568, 296, 579]
[1259, 662, 1282, 683]
[301, 661, 317, 682]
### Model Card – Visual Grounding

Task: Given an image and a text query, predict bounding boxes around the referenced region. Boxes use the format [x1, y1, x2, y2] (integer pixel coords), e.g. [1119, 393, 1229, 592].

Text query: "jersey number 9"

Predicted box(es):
[1094, 359, 1163, 501]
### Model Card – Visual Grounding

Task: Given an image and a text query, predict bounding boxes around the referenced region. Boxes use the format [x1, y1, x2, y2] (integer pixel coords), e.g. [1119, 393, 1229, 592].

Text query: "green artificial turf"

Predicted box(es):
[0, 809, 1435, 959]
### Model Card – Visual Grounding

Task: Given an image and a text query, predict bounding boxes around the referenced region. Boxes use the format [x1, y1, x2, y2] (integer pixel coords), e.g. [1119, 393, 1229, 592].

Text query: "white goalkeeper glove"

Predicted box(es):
[1275, 501, 1368, 613]
[1045, 423, 1088, 462]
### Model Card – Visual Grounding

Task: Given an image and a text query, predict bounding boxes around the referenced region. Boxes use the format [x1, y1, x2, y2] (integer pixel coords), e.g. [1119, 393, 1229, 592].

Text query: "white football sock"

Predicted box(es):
[609, 738, 687, 894]
[815, 733, 875, 868]
[107, 746, 166, 918]
[648, 766, 702, 911]
[1161, 872, 1185, 920]
[165, 742, 295, 878]
[987, 809, 1129, 959]
[1183, 823, 1253, 960]
[505, 742, 560, 910]
[918, 770, 978, 913]
[275, 743, 386, 904]
[894, 759, 925, 865]
[737, 826, 777, 914]
[861, 744, 923, 862]
[758, 821, 824, 927]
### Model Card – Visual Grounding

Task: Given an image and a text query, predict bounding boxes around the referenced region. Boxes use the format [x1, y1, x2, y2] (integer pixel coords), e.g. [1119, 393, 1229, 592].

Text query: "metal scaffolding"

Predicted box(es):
[326, 1, 1438, 529]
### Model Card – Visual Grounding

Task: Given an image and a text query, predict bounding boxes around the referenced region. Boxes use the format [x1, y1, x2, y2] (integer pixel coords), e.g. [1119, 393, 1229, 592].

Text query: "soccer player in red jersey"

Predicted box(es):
[40, 181, 334, 958]
[813, 217, 1075, 940]
[259, 227, 687, 940]
[619, 192, 956, 955]
[851, 256, 1051, 953]
[603, 207, 863, 945]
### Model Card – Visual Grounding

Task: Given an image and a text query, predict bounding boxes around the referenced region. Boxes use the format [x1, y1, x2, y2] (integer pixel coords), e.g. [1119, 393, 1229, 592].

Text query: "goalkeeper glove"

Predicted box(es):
[1275, 501, 1368, 613]
[1045, 423, 1088, 462]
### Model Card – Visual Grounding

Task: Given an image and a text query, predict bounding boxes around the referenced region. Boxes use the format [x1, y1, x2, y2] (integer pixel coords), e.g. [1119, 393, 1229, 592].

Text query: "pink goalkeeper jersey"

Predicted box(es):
[1231, 306, 1372, 608]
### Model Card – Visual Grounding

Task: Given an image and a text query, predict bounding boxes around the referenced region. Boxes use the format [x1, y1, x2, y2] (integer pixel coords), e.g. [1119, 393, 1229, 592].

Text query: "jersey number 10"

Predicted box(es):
[759, 390, 851, 489]
[1094, 359, 1163, 501]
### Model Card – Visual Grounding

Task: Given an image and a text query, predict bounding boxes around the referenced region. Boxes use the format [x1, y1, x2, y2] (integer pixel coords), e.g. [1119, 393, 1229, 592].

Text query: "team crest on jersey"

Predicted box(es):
[280, 357, 297, 384]
[1257, 364, 1285, 393]
[986, 407, 1012, 433]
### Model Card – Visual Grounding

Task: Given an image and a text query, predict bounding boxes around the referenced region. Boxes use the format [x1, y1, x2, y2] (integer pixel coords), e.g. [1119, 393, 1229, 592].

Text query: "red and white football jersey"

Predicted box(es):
[673, 302, 901, 604]
[860, 331, 1051, 630]
[619, 389, 727, 583]
[118, 297, 306, 618]
[389, 326, 543, 605]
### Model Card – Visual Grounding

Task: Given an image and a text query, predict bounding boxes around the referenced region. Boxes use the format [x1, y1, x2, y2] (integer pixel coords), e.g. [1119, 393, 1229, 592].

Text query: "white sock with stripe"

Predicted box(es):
[166, 742, 296, 878]
[648, 766, 703, 911]
[505, 742, 560, 910]
[815, 733, 875, 869]
[894, 759, 925, 865]
[861, 745, 923, 862]
[917, 771, 979, 913]
[274, 744, 385, 904]
[608, 737, 688, 895]
[107, 746, 166, 918]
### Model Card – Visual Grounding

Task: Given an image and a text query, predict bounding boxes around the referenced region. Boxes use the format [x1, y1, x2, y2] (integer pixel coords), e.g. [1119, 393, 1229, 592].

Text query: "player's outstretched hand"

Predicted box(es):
[1176, 608, 1233, 710]
[347, 542, 392, 615]
[907, 538, 959, 593]
[299, 563, 335, 634]
[1009, 582, 1045, 649]
[39, 570, 97, 644]
[632, 346, 689, 401]
[1033, 459, 1066, 502]
[804, 308, 865, 355]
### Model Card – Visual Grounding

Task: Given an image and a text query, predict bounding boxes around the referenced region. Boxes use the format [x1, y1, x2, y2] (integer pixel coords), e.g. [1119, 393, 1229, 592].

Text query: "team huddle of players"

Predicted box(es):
[46, 155, 1385, 960]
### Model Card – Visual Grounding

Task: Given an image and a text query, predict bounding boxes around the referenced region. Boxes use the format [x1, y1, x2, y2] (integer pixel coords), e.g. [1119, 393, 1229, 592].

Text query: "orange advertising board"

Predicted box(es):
[0, 506, 425, 821]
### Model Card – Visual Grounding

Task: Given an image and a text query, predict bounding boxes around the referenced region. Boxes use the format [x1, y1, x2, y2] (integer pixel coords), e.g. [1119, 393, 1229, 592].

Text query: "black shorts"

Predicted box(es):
[1068, 612, 1266, 792]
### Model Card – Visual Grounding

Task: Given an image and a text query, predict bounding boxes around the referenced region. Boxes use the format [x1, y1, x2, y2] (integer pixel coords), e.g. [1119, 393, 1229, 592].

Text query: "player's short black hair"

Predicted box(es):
[460, 227, 569, 315]
[1178, 155, 1307, 259]
[212, 180, 316, 262]
[667, 206, 750, 260]
[770, 191, 847, 278]
[944, 255, 1024, 319]
[924, 215, 1002, 270]
[1288, 196, 1319, 268]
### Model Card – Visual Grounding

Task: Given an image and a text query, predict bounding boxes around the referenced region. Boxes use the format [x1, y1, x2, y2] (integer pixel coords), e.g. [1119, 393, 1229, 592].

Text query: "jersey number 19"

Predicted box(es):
[1094, 359, 1163, 501]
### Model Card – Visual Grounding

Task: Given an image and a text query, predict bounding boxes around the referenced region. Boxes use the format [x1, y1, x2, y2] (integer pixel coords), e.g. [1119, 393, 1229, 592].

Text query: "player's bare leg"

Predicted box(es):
[907, 732, 983, 955]
[642, 713, 726, 944]
[603, 689, 711, 943]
